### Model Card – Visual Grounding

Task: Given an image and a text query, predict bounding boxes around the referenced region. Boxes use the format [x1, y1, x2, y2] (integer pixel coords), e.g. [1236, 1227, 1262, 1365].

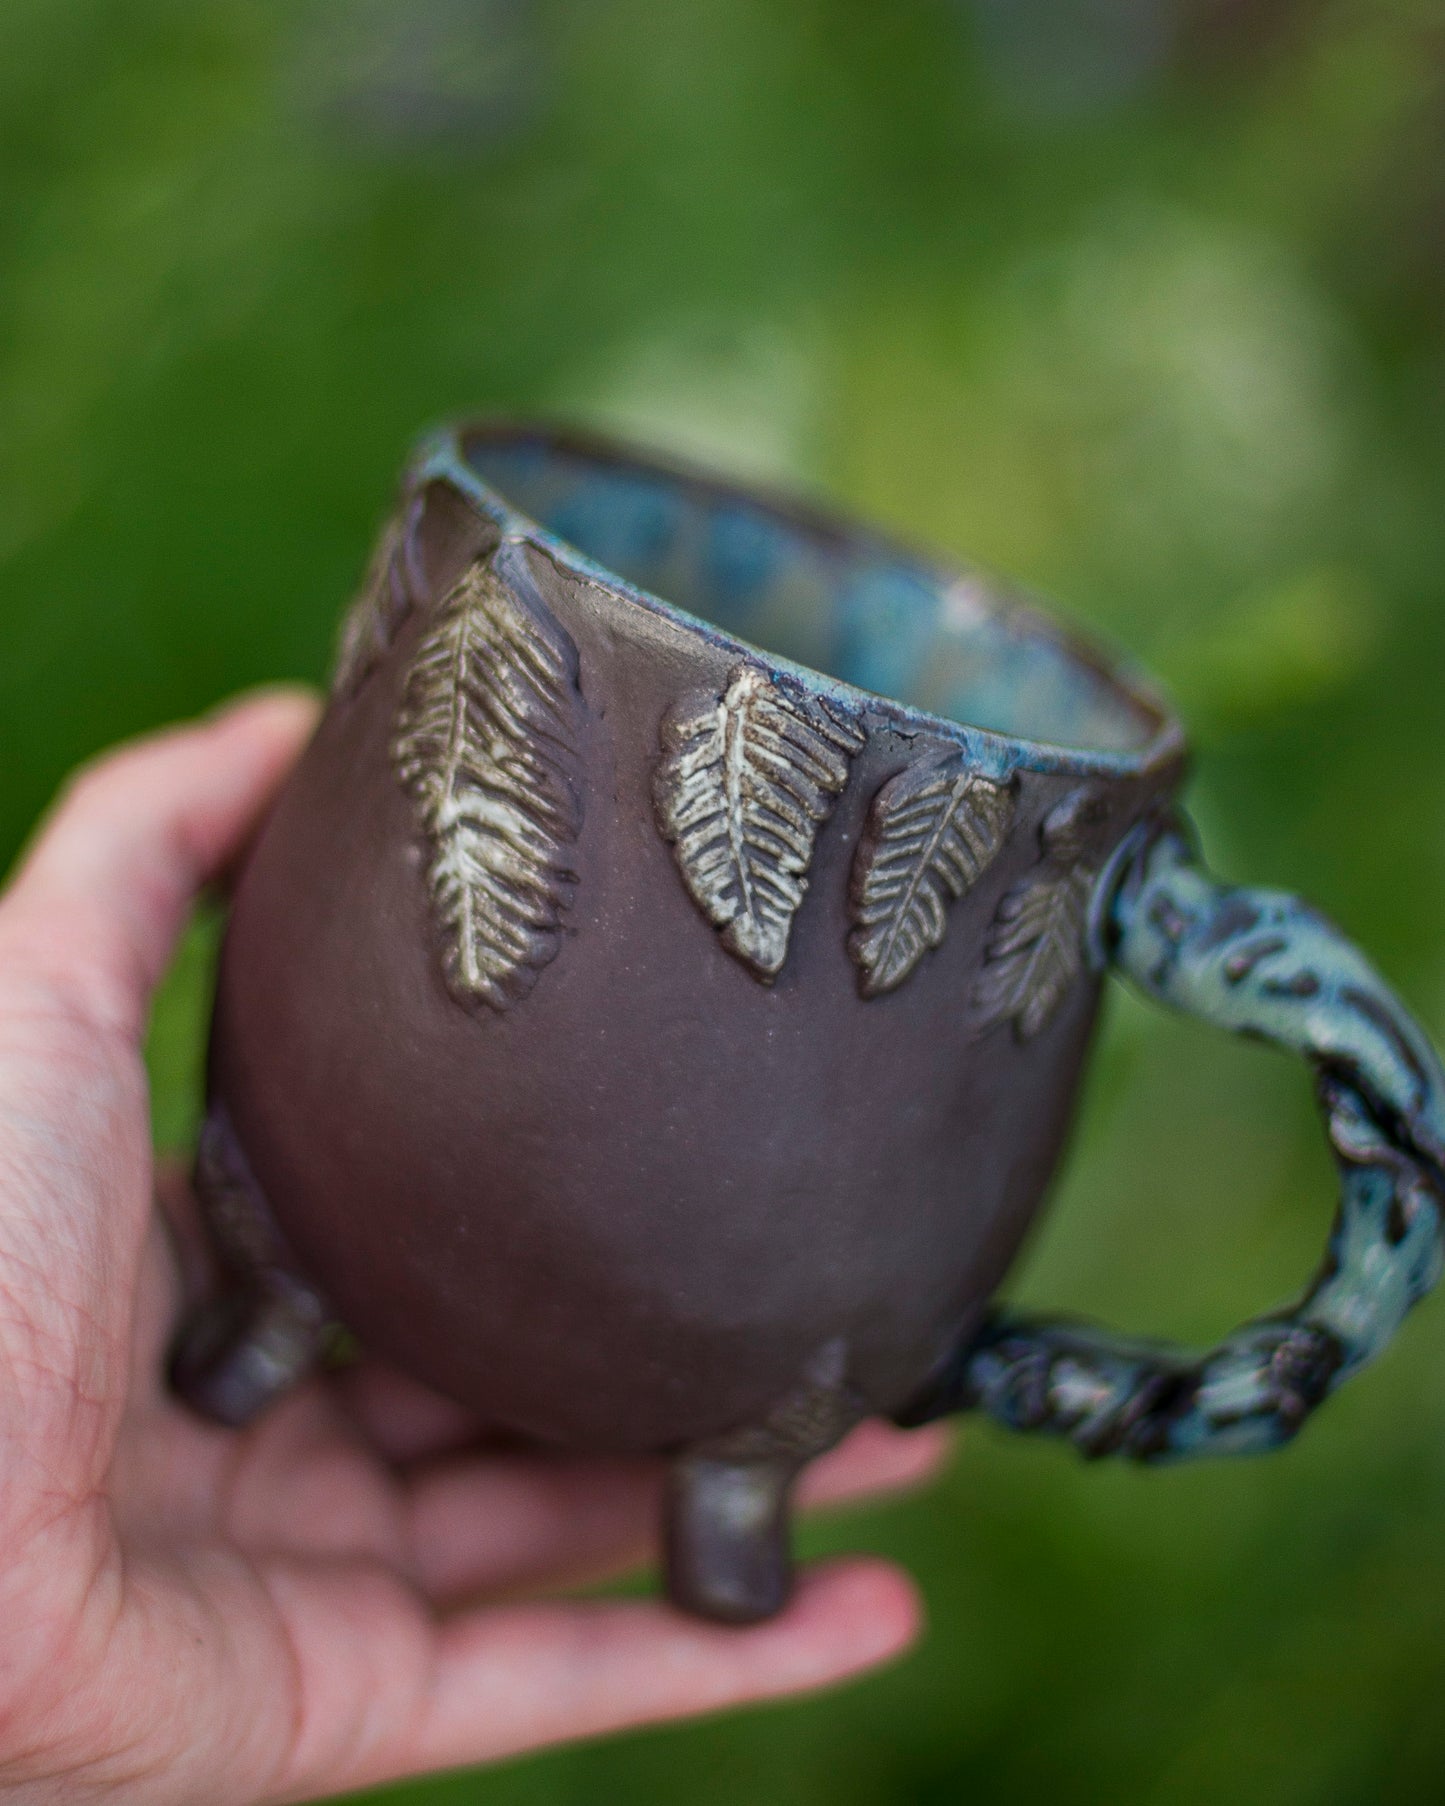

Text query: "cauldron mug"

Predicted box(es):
[173, 422, 1445, 1624]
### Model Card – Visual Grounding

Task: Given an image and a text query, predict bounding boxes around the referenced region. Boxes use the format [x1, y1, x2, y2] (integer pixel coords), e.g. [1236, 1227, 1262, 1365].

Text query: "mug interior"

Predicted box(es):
[462, 428, 1161, 757]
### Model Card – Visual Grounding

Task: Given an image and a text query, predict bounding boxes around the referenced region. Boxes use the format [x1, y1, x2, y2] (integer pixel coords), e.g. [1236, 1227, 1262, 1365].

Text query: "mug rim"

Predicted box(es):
[408, 416, 1187, 784]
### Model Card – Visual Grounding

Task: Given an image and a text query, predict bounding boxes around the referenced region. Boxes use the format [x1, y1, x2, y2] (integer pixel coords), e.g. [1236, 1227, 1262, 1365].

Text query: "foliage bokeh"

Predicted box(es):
[5, 2, 1445, 1800]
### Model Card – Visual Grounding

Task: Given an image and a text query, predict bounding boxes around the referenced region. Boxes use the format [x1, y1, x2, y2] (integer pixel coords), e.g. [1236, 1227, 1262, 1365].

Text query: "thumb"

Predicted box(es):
[0, 691, 317, 1500]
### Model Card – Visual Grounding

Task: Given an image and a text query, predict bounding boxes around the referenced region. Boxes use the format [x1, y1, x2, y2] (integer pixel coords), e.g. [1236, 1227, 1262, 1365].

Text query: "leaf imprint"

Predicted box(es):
[849, 750, 1015, 997]
[392, 559, 583, 1012]
[653, 664, 864, 981]
[333, 500, 423, 699]
[973, 789, 1110, 1040]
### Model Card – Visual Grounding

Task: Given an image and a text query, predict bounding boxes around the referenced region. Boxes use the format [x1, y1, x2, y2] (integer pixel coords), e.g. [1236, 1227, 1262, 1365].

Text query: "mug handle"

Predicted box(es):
[896, 814, 1445, 1459]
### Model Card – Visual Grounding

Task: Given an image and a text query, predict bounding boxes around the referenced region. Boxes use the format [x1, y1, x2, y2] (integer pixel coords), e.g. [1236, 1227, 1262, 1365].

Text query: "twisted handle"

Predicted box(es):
[898, 817, 1445, 1460]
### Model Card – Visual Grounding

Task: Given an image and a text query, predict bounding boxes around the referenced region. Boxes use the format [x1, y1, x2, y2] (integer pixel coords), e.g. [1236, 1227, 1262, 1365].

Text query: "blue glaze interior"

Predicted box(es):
[464, 434, 1157, 756]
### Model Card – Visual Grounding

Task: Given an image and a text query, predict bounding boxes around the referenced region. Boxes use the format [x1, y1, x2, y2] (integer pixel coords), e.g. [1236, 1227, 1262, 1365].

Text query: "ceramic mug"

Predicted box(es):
[173, 422, 1445, 1624]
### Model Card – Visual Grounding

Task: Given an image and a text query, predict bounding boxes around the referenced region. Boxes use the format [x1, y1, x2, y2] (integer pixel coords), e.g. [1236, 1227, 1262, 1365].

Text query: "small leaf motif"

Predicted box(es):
[848, 751, 1015, 997]
[392, 559, 583, 1012]
[973, 863, 1095, 1039]
[973, 789, 1106, 1040]
[333, 501, 422, 699]
[654, 665, 865, 981]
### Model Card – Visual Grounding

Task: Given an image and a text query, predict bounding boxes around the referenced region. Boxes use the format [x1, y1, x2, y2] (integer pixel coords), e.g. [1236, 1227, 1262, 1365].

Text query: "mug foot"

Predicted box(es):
[663, 1338, 863, 1623]
[170, 1104, 332, 1428]
[170, 1271, 329, 1427]
[665, 1453, 796, 1623]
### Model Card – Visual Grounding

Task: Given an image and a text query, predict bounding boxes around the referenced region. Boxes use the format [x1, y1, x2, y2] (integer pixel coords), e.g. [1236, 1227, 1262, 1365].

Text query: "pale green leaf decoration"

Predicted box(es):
[333, 501, 421, 700]
[972, 792, 1106, 1043]
[392, 560, 583, 1012]
[848, 749, 1015, 997]
[653, 664, 864, 982]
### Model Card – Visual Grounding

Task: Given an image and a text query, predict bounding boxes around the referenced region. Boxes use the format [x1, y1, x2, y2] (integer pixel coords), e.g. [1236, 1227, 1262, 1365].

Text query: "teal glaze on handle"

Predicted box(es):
[898, 817, 1445, 1458]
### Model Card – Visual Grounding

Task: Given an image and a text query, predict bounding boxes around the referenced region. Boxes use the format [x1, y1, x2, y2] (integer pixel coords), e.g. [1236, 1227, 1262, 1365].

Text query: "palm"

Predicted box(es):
[0, 693, 941, 1806]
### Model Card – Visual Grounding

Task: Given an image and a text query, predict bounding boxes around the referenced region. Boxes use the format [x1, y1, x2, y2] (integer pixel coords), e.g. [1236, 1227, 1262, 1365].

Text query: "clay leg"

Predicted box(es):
[664, 1340, 863, 1624]
[666, 1450, 801, 1623]
[169, 1105, 331, 1428]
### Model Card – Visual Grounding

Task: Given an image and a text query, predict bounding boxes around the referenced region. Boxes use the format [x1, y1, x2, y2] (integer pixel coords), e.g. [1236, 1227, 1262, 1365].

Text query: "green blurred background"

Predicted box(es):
[6, 1, 1445, 1799]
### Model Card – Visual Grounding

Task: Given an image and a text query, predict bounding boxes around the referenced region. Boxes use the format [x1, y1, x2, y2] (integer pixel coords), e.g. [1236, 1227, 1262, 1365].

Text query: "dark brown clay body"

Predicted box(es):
[183, 425, 1184, 1620]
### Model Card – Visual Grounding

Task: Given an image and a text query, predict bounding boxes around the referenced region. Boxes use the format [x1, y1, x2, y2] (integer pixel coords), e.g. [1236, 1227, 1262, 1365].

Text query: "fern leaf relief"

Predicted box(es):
[849, 750, 1014, 997]
[393, 560, 583, 1012]
[973, 859, 1096, 1040]
[333, 500, 423, 699]
[654, 665, 864, 981]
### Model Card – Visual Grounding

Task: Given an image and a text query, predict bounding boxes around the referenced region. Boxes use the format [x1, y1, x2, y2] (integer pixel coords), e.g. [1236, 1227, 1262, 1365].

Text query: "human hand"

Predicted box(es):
[0, 693, 946, 1804]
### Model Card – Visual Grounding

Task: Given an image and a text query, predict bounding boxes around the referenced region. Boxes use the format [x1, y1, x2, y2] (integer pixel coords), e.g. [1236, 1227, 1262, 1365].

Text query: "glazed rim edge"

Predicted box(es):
[408, 417, 1189, 786]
